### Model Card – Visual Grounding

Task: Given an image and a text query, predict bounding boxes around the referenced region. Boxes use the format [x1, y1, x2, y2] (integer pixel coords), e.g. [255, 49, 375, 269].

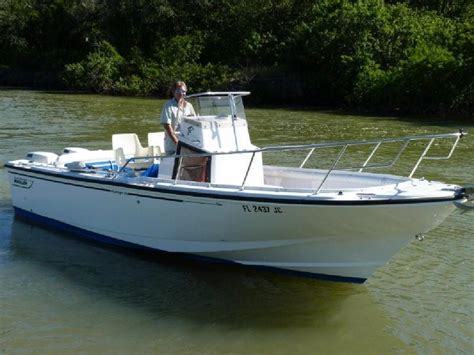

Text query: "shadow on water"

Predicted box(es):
[8, 217, 361, 329]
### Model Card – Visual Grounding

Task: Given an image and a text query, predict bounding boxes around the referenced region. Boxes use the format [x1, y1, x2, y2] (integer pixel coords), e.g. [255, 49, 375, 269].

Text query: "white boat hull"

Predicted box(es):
[7, 166, 460, 282]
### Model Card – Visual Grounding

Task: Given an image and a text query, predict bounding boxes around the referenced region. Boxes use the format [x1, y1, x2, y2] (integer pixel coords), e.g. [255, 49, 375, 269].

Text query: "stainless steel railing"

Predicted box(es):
[116, 130, 466, 194]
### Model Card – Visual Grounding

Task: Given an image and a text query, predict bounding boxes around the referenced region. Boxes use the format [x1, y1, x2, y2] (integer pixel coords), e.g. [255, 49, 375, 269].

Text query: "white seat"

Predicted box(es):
[147, 132, 165, 154]
[112, 133, 149, 157]
[112, 133, 153, 170]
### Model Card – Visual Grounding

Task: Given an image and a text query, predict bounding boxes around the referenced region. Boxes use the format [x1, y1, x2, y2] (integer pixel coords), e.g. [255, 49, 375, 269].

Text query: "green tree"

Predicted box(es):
[0, 0, 471, 114]
[63, 41, 124, 93]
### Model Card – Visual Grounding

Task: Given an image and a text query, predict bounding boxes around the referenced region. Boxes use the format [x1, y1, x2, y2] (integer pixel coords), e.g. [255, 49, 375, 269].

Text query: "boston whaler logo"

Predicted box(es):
[13, 177, 33, 189]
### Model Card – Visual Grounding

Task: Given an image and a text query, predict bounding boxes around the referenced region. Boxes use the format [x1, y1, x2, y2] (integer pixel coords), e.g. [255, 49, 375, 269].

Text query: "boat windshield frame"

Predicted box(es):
[186, 91, 250, 98]
[186, 92, 250, 120]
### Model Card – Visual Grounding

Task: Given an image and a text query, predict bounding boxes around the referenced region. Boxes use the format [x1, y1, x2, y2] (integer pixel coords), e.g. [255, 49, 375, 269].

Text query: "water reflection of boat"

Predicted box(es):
[9, 217, 353, 327]
[5, 92, 472, 282]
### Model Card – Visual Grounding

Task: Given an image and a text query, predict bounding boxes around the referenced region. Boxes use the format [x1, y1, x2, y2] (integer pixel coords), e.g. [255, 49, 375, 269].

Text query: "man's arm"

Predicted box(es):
[163, 123, 178, 145]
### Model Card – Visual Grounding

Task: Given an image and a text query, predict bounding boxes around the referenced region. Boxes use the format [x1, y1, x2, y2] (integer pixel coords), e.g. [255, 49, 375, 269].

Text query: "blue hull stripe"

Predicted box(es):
[13, 207, 366, 284]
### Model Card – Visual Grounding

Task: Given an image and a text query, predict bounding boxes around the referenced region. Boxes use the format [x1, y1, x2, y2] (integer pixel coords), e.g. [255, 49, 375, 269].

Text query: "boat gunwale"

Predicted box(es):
[5, 163, 466, 206]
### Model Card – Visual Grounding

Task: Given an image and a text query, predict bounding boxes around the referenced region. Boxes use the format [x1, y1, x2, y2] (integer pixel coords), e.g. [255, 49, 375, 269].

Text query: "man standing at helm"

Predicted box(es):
[160, 81, 195, 154]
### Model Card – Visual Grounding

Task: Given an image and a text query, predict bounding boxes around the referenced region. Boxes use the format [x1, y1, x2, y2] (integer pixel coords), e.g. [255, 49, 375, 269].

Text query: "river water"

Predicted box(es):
[0, 90, 472, 354]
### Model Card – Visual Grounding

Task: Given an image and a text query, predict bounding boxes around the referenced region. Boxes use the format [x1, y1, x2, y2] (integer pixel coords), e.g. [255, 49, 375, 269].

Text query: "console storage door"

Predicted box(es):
[173, 144, 210, 182]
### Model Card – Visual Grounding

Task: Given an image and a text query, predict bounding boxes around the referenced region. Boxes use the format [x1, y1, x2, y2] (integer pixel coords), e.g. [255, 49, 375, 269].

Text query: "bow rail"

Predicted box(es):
[116, 130, 466, 194]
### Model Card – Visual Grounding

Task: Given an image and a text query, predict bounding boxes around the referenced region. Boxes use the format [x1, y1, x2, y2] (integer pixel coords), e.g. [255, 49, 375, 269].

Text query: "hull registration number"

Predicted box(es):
[242, 204, 283, 214]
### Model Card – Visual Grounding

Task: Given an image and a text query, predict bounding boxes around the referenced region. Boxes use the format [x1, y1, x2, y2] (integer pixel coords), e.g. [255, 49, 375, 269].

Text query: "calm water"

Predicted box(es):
[0, 90, 473, 354]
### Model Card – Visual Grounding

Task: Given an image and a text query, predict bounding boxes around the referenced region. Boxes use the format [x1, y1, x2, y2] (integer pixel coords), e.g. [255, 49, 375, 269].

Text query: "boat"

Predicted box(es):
[5, 91, 472, 283]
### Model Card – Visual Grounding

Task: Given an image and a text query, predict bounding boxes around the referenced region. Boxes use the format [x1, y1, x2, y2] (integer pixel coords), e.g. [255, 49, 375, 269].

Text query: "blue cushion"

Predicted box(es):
[141, 164, 160, 177]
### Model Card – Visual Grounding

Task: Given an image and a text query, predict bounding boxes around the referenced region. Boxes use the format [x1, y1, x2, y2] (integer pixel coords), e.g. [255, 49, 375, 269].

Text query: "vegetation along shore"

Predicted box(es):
[0, 0, 472, 116]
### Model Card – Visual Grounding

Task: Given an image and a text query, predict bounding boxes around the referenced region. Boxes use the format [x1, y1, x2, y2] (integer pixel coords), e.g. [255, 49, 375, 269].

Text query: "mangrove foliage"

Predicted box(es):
[0, 0, 472, 115]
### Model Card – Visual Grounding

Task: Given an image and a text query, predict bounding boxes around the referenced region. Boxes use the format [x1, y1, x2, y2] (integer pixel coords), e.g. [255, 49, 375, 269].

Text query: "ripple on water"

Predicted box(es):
[368, 211, 474, 353]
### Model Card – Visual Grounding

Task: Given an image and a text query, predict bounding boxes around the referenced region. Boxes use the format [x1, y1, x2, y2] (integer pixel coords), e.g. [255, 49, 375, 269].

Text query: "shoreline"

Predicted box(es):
[0, 86, 471, 122]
